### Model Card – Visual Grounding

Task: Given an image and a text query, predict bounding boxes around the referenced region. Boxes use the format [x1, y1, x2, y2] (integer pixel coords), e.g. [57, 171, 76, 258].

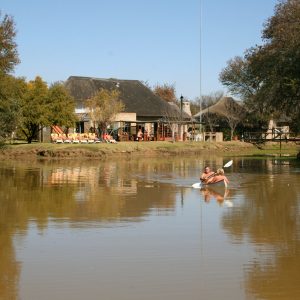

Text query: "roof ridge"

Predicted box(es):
[67, 75, 140, 83]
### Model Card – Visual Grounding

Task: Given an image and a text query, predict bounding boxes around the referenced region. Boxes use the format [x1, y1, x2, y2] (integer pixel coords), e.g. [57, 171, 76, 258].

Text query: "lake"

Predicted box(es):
[1, 156, 300, 300]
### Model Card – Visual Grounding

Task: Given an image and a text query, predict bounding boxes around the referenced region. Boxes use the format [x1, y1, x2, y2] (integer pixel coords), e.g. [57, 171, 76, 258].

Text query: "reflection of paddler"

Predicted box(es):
[201, 187, 229, 205]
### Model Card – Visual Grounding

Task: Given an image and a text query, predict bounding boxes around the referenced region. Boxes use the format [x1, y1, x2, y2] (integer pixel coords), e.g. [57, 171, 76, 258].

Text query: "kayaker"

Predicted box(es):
[206, 168, 229, 185]
[200, 166, 215, 183]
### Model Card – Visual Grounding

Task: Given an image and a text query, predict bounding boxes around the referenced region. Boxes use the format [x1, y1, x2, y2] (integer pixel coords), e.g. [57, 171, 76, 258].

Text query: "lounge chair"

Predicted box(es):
[56, 134, 64, 143]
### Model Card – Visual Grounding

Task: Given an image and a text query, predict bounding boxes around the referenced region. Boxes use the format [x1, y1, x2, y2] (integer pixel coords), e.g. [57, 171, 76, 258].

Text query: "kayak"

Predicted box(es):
[192, 179, 228, 189]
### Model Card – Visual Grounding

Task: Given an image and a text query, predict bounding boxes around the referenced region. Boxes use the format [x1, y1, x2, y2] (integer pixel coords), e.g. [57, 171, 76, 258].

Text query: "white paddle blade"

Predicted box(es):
[223, 160, 233, 168]
[224, 200, 233, 207]
[192, 182, 202, 189]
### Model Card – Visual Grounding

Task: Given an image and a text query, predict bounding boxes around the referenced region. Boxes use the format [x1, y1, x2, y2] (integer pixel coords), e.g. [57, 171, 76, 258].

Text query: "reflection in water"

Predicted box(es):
[0, 157, 299, 299]
[0, 159, 189, 300]
[201, 187, 230, 206]
[221, 159, 300, 299]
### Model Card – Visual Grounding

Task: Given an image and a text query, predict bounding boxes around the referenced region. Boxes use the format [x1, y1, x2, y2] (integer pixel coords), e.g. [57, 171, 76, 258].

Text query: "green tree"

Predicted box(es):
[47, 82, 77, 129]
[0, 75, 26, 142]
[219, 56, 259, 100]
[219, 0, 300, 133]
[19, 76, 49, 143]
[85, 88, 124, 135]
[0, 12, 19, 75]
[258, 0, 300, 129]
[219, 55, 271, 126]
[19, 77, 77, 143]
[0, 12, 21, 144]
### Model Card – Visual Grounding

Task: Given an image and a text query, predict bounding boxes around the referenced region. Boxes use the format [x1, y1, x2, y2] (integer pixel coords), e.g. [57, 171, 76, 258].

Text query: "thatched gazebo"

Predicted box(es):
[194, 96, 245, 140]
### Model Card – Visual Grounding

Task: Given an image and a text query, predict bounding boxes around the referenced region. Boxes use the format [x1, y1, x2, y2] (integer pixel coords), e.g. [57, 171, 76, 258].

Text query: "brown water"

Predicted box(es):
[0, 157, 300, 300]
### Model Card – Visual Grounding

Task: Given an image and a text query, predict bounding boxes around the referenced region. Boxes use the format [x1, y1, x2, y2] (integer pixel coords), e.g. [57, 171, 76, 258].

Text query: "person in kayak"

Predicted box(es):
[206, 168, 229, 185]
[200, 166, 215, 183]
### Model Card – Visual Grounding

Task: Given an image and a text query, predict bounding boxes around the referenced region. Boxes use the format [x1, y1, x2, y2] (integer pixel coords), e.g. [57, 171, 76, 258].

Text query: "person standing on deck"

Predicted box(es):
[137, 128, 143, 141]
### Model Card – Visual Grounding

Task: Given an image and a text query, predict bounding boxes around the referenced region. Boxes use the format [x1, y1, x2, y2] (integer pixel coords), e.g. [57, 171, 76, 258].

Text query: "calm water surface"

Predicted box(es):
[1, 156, 300, 300]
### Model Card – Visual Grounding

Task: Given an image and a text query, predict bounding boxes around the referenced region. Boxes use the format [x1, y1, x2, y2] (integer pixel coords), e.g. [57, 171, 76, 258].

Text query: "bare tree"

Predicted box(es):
[160, 101, 189, 142]
[85, 89, 124, 136]
[222, 100, 245, 140]
[202, 112, 219, 132]
[191, 91, 224, 115]
[160, 110, 179, 142]
[153, 83, 177, 103]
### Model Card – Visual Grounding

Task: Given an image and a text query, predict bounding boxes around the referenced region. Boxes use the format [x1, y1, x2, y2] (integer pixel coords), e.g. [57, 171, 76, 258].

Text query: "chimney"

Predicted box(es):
[182, 101, 192, 117]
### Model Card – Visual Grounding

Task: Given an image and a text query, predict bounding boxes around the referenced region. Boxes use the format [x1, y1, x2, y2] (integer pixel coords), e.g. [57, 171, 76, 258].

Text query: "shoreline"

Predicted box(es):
[0, 141, 299, 160]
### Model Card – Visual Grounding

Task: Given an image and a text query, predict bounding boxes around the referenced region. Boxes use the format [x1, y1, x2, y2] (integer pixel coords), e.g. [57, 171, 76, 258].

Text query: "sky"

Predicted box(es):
[2, 0, 279, 100]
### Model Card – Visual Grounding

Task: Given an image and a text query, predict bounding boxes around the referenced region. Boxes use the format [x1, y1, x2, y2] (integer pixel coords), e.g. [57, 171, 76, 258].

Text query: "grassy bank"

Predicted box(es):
[0, 141, 299, 160]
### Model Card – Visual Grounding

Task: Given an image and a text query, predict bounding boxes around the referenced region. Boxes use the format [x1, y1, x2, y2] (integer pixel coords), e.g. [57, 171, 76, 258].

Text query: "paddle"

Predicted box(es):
[192, 160, 233, 189]
[223, 160, 233, 168]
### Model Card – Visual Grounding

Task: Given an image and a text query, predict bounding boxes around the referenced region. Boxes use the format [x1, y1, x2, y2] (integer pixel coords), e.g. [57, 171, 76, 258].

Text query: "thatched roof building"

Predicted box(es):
[65, 76, 191, 122]
[194, 96, 244, 119]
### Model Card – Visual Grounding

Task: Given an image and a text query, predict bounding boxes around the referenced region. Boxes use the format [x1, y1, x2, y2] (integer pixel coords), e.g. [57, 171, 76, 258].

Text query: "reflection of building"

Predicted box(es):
[115, 178, 137, 195]
[49, 166, 138, 194]
[49, 167, 99, 185]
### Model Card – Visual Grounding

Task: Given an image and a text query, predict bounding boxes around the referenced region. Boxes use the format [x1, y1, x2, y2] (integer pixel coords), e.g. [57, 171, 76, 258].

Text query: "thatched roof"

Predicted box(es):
[65, 76, 191, 121]
[194, 97, 244, 118]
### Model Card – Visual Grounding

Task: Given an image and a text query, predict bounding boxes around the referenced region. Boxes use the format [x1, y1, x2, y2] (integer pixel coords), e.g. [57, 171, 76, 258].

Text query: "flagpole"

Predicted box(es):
[199, 0, 203, 138]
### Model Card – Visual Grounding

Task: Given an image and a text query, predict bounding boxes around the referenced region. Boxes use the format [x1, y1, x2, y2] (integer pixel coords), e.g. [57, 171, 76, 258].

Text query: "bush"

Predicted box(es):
[0, 137, 6, 149]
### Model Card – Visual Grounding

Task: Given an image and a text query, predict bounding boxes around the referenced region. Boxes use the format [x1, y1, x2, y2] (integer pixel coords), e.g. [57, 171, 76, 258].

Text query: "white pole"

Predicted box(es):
[199, 0, 203, 139]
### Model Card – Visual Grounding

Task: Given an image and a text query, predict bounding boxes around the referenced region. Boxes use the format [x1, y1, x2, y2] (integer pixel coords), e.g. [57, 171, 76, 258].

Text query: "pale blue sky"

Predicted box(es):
[2, 0, 278, 100]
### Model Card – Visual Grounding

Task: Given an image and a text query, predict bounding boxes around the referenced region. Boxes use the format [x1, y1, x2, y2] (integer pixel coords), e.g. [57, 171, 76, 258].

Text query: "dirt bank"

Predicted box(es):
[0, 141, 298, 160]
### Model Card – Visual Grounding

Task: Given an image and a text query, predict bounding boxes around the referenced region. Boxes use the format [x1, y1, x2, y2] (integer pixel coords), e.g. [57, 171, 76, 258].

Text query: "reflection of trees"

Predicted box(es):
[0, 155, 232, 299]
[0, 159, 182, 224]
[221, 159, 300, 299]
[245, 243, 300, 299]
[0, 230, 20, 300]
[0, 158, 187, 298]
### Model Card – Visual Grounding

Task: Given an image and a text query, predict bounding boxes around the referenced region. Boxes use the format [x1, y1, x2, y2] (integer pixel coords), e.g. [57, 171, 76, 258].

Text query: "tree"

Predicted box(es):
[202, 112, 219, 133]
[201, 91, 225, 109]
[197, 91, 225, 131]
[0, 12, 21, 144]
[219, 0, 300, 133]
[160, 107, 181, 142]
[47, 82, 77, 129]
[219, 56, 260, 100]
[17, 77, 77, 143]
[85, 89, 124, 136]
[0, 75, 26, 142]
[0, 12, 19, 75]
[191, 91, 224, 117]
[222, 99, 246, 140]
[153, 83, 177, 103]
[19, 76, 49, 143]
[220, 56, 272, 125]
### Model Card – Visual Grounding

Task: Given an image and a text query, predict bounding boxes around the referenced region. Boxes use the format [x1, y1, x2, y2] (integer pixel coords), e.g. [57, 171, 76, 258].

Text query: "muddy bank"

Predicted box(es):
[0, 141, 298, 160]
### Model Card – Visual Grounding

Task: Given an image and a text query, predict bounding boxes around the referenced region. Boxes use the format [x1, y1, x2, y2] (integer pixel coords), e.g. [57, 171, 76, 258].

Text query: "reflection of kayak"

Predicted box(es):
[201, 187, 232, 206]
[192, 179, 228, 189]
